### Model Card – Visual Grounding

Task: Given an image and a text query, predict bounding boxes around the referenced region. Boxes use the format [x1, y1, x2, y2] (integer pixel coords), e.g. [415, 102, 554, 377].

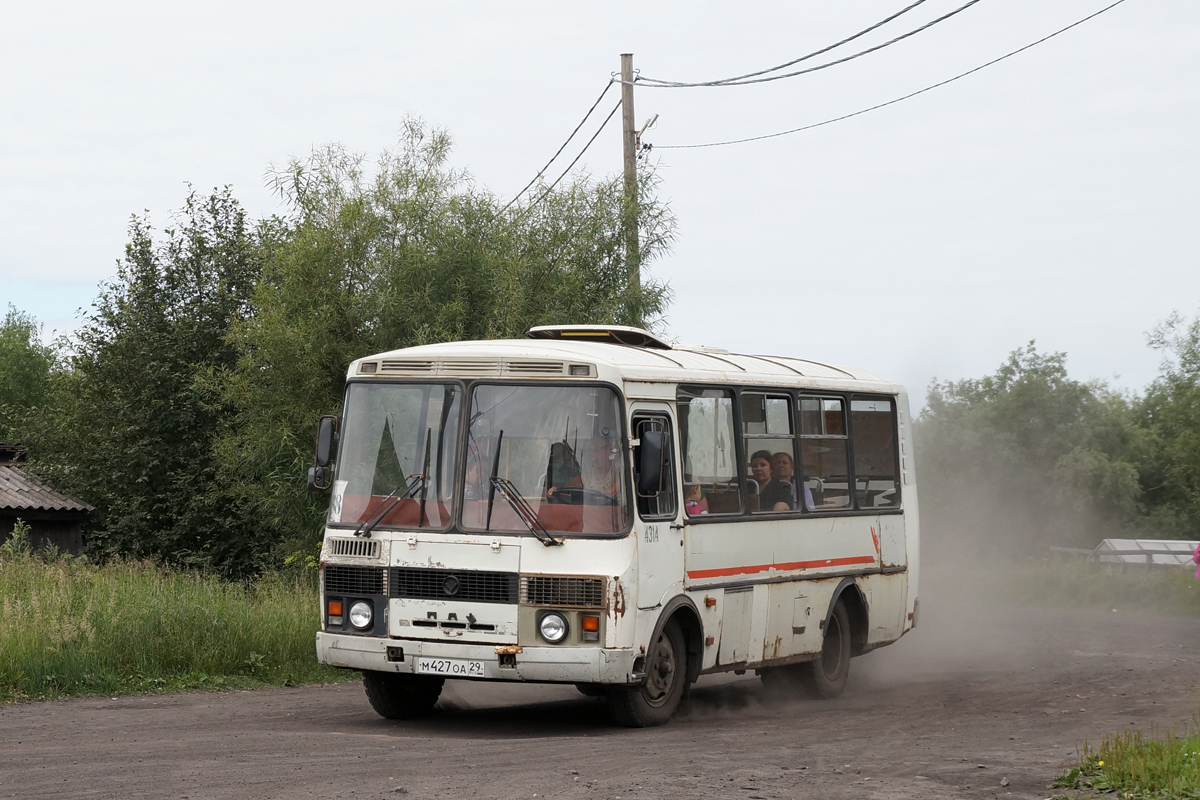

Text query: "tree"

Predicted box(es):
[916, 343, 1140, 558]
[0, 305, 56, 441]
[215, 120, 676, 559]
[25, 189, 265, 572]
[1136, 311, 1200, 538]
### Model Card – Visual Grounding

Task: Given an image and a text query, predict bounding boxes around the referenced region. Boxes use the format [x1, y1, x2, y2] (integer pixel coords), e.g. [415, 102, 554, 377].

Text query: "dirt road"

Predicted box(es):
[3, 596, 1198, 800]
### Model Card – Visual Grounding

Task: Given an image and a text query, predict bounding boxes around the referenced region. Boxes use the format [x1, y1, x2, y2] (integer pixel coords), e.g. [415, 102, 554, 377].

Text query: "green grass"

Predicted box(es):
[931, 557, 1200, 619]
[1053, 726, 1200, 799]
[1007, 560, 1200, 618]
[0, 532, 349, 702]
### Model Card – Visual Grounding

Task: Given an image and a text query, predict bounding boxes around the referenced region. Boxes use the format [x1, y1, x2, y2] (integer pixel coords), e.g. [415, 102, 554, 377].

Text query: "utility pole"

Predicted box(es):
[620, 53, 640, 288]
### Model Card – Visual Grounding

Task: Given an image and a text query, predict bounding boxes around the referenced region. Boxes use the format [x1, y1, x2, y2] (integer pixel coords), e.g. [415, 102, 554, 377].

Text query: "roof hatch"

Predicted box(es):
[527, 325, 672, 350]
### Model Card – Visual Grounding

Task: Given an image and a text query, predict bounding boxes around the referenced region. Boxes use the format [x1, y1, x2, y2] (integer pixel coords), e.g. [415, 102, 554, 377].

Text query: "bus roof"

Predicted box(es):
[350, 327, 904, 395]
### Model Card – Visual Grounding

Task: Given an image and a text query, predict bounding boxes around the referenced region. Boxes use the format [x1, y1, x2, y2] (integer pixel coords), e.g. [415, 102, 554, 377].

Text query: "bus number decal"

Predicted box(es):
[644, 525, 659, 543]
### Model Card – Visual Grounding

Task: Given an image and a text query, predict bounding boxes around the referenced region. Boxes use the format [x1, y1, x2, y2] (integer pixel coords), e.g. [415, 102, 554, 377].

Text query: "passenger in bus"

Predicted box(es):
[684, 483, 708, 516]
[750, 449, 792, 511]
[545, 440, 583, 502]
[463, 456, 485, 501]
[771, 451, 815, 511]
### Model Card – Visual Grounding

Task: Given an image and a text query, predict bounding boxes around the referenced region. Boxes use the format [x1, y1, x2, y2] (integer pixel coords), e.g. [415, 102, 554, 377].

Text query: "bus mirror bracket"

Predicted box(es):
[309, 415, 338, 492]
[637, 431, 666, 495]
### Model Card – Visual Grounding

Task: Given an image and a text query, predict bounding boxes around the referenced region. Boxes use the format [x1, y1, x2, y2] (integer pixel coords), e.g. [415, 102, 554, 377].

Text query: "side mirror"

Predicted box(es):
[637, 431, 666, 496]
[307, 466, 327, 492]
[309, 415, 338, 492]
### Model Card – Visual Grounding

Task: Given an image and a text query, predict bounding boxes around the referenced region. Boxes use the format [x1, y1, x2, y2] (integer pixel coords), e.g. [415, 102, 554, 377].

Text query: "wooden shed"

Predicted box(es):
[0, 444, 93, 555]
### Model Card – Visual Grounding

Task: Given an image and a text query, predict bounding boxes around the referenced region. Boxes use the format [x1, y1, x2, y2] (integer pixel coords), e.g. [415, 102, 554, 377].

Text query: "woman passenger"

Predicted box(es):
[750, 449, 792, 511]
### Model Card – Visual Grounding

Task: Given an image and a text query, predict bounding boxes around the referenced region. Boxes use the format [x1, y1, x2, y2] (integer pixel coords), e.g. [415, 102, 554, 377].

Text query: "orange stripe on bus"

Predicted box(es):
[686, 555, 877, 580]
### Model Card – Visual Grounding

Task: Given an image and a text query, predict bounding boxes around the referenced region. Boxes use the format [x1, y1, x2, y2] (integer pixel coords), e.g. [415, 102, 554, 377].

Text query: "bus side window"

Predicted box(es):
[850, 397, 900, 508]
[633, 415, 678, 520]
[742, 393, 797, 513]
[798, 396, 852, 510]
[677, 387, 742, 515]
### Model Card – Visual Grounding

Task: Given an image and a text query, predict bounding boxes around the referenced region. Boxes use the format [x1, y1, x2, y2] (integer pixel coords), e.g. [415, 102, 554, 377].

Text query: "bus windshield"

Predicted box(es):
[463, 384, 629, 536]
[330, 383, 461, 530]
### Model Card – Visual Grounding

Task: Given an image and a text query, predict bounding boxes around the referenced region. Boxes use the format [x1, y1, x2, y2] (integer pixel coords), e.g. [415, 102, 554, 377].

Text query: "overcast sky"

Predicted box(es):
[2, 0, 1196, 404]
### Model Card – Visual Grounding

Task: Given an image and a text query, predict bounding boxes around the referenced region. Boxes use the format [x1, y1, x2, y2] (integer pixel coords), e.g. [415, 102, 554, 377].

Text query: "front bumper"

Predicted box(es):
[316, 632, 638, 684]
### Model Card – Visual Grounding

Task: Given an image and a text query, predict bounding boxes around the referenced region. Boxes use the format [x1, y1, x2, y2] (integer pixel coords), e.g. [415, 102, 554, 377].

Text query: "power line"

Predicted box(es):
[638, 0, 984, 88]
[637, 0, 932, 88]
[500, 81, 615, 213]
[513, 99, 623, 217]
[655, 0, 1129, 150]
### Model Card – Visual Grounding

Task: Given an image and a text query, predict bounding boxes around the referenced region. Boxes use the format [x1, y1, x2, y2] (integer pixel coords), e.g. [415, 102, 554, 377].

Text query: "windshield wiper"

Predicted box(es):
[356, 429, 434, 537]
[489, 476, 562, 547]
[354, 472, 426, 538]
[416, 428, 432, 530]
[485, 430, 504, 531]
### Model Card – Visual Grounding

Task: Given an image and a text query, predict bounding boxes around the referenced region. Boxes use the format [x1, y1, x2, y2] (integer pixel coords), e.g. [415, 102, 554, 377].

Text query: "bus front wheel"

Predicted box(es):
[799, 600, 851, 699]
[362, 670, 444, 719]
[606, 618, 689, 727]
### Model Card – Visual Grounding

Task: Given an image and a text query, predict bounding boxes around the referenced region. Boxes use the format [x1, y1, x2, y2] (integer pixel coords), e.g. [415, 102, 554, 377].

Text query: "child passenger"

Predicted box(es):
[684, 483, 708, 516]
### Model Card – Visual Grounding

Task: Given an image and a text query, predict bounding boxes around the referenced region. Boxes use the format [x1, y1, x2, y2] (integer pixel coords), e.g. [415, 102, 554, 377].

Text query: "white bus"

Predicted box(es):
[310, 325, 919, 727]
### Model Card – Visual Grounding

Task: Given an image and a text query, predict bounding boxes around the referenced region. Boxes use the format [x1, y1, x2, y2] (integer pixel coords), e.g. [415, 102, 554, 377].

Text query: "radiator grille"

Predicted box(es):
[520, 576, 605, 608]
[389, 568, 518, 604]
[328, 538, 380, 558]
[323, 565, 386, 596]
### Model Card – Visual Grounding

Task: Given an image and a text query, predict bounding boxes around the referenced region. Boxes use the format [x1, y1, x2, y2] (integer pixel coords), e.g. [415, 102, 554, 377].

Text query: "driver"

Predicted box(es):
[580, 434, 621, 498]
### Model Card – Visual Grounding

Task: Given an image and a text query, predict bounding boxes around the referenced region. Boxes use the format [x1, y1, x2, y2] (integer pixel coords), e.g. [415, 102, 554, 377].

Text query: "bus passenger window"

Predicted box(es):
[797, 396, 851, 510]
[850, 398, 900, 508]
[633, 416, 677, 520]
[742, 393, 796, 513]
[677, 387, 741, 515]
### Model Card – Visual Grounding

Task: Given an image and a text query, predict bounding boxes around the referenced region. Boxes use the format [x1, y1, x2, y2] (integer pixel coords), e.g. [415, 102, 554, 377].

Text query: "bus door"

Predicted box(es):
[629, 406, 683, 613]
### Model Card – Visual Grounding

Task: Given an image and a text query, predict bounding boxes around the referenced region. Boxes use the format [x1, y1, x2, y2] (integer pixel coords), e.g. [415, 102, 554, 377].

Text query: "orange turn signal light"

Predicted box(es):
[581, 615, 600, 632]
[327, 600, 344, 617]
[704, 596, 717, 607]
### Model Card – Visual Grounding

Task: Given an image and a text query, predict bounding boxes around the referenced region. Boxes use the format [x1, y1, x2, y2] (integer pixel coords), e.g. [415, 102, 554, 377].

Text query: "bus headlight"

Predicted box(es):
[539, 612, 569, 643]
[349, 601, 373, 630]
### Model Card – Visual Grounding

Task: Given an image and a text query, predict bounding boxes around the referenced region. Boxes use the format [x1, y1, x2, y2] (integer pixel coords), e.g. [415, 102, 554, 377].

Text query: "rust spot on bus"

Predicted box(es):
[612, 578, 627, 618]
[763, 636, 783, 660]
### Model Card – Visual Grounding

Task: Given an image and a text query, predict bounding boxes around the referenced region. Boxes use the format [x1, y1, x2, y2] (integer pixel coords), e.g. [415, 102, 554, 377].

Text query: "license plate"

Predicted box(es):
[415, 657, 486, 678]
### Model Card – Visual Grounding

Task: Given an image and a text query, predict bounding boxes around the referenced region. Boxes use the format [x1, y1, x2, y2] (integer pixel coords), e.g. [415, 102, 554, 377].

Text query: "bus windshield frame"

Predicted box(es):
[461, 382, 632, 538]
[328, 380, 464, 532]
[327, 379, 633, 539]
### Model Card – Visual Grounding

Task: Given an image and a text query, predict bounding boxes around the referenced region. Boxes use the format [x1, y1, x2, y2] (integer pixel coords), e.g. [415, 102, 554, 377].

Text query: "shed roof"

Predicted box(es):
[1094, 538, 1199, 567]
[0, 466, 93, 513]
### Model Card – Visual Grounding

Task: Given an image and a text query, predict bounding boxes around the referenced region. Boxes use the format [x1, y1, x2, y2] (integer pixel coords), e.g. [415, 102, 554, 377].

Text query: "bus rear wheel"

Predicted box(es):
[799, 600, 851, 699]
[362, 671, 444, 719]
[606, 618, 688, 728]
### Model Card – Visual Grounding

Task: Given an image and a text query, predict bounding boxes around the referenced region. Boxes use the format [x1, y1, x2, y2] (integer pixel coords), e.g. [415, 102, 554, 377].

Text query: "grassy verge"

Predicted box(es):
[1009, 560, 1200, 618]
[1052, 727, 1200, 799]
[0, 532, 350, 702]
[929, 558, 1200, 618]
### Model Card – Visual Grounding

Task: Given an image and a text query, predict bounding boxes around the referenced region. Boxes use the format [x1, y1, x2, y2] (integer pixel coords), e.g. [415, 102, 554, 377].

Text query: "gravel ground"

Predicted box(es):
[3, 587, 1199, 800]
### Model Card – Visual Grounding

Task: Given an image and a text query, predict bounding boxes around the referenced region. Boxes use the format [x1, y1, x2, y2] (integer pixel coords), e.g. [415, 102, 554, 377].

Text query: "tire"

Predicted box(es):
[606, 618, 689, 728]
[362, 670, 444, 719]
[799, 600, 851, 699]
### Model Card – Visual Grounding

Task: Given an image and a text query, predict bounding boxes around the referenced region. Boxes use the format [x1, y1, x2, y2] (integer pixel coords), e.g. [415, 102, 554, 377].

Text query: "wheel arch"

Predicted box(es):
[649, 595, 704, 684]
[823, 577, 869, 657]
